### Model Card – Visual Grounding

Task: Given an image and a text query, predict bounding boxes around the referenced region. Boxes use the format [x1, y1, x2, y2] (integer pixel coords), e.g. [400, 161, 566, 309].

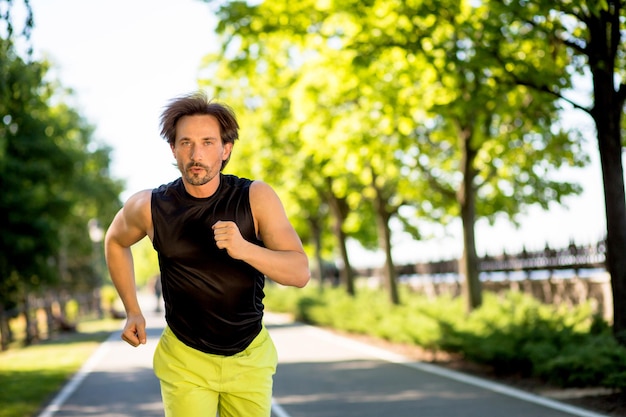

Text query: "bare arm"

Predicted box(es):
[104, 189, 153, 346]
[212, 181, 310, 287]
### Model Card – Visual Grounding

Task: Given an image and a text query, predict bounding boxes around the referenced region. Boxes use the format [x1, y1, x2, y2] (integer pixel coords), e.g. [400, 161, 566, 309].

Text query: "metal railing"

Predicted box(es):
[358, 240, 607, 278]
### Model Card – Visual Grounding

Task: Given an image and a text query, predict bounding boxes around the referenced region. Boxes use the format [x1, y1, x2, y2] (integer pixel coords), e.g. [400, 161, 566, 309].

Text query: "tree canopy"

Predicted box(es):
[200, 0, 591, 309]
[1, 1, 123, 346]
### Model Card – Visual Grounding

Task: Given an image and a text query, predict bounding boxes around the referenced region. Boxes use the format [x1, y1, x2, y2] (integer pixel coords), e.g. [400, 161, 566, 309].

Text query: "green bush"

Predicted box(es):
[263, 282, 310, 313]
[537, 334, 626, 387]
[264, 283, 626, 391]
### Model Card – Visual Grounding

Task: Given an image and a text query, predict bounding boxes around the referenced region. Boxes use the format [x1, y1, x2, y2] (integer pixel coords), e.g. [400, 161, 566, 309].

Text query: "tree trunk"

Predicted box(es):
[44, 292, 55, 339]
[377, 212, 399, 305]
[372, 170, 400, 305]
[309, 218, 326, 292]
[325, 178, 356, 296]
[334, 220, 355, 296]
[588, 2, 626, 343]
[23, 295, 38, 345]
[459, 129, 482, 311]
[0, 302, 10, 351]
[460, 205, 481, 312]
[593, 71, 626, 341]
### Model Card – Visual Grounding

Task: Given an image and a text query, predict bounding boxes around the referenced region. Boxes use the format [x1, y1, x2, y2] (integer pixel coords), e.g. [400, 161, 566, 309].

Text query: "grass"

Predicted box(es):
[0, 317, 122, 417]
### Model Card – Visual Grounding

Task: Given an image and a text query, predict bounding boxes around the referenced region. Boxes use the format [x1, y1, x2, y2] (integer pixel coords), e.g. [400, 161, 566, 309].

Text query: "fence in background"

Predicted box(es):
[356, 240, 612, 319]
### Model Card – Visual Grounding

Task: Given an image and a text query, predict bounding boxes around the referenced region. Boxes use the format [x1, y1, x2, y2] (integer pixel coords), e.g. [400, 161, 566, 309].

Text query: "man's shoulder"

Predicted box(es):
[125, 188, 153, 207]
[248, 180, 279, 206]
[119, 189, 153, 232]
[222, 173, 254, 187]
[153, 178, 182, 193]
[152, 178, 185, 201]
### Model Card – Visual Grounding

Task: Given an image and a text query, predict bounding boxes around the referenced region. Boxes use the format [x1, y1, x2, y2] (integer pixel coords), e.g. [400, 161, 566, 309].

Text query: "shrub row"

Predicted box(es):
[264, 283, 626, 390]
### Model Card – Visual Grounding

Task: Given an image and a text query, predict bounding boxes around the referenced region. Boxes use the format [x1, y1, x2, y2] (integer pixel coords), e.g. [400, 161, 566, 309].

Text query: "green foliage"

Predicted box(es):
[444, 293, 598, 376]
[64, 300, 79, 323]
[537, 334, 626, 388]
[267, 285, 461, 351]
[130, 237, 160, 288]
[265, 284, 626, 390]
[0, 24, 123, 316]
[202, 0, 596, 310]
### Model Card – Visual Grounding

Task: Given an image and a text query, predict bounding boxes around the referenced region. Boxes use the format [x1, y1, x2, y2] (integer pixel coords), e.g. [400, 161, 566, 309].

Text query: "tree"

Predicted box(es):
[199, 13, 371, 297]
[203, 0, 433, 303]
[399, 1, 587, 310]
[202, 0, 587, 311]
[0, 4, 123, 346]
[491, 0, 626, 342]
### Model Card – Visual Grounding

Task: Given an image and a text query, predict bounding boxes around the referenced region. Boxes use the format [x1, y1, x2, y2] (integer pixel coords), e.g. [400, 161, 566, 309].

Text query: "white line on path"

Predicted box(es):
[37, 317, 606, 417]
[37, 332, 117, 417]
[306, 325, 610, 417]
[36, 322, 292, 417]
[271, 398, 293, 417]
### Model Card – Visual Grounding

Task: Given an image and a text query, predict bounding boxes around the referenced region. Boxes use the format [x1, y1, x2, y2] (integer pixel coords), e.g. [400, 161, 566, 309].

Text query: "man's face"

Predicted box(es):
[171, 115, 233, 188]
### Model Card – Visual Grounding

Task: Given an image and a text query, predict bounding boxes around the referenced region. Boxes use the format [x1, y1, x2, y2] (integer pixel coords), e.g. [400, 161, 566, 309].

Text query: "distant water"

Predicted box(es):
[397, 267, 607, 284]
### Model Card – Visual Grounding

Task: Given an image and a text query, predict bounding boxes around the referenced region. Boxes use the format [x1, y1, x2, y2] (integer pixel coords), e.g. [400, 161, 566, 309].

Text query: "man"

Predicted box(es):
[104, 92, 310, 417]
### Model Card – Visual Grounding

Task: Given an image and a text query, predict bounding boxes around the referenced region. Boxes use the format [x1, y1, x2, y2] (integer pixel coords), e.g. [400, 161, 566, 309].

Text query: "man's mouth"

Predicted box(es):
[188, 163, 207, 173]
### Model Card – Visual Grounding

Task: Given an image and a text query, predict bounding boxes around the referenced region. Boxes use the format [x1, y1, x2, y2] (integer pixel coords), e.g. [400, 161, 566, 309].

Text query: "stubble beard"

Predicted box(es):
[181, 162, 215, 186]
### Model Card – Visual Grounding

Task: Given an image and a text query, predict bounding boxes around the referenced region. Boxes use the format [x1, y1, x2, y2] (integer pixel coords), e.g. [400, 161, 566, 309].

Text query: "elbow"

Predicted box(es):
[295, 257, 311, 288]
[271, 253, 310, 287]
[269, 269, 309, 288]
[283, 252, 309, 288]
[285, 260, 310, 288]
[294, 271, 310, 288]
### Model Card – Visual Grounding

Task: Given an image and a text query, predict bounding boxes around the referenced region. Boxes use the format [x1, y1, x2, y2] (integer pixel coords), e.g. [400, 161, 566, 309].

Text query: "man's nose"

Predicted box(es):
[190, 144, 201, 160]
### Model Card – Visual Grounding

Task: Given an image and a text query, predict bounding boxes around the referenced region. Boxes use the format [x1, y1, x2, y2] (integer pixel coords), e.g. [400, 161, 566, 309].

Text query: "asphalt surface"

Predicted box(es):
[37, 303, 610, 417]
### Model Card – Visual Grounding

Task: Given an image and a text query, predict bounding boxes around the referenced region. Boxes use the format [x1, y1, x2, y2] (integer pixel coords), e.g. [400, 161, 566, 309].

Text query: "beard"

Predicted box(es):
[181, 162, 215, 186]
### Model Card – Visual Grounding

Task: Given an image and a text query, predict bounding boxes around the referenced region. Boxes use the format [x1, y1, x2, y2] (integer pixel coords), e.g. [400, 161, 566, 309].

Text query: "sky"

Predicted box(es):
[23, 0, 609, 266]
[26, 0, 218, 194]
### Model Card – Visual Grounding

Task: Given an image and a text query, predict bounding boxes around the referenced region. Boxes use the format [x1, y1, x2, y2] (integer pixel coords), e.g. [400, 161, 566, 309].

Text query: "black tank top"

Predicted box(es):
[151, 174, 265, 355]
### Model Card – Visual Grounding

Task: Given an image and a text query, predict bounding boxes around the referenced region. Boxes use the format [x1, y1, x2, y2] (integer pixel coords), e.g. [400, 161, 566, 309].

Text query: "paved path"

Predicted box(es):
[38, 308, 610, 417]
[37, 307, 166, 417]
[268, 317, 609, 417]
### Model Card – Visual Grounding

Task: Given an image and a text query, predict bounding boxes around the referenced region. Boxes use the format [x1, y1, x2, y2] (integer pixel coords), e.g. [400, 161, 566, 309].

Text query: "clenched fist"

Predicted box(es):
[212, 220, 249, 260]
[121, 312, 146, 347]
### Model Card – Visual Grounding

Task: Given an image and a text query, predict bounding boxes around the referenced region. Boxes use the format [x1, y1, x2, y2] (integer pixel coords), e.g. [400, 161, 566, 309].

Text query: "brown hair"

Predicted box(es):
[160, 92, 239, 169]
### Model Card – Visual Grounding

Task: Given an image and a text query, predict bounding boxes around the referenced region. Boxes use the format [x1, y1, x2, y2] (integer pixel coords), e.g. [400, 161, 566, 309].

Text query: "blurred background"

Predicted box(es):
[0, 0, 624, 355]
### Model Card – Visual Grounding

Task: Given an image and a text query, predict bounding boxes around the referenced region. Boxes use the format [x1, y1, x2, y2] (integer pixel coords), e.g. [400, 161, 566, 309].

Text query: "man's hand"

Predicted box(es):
[212, 220, 249, 260]
[121, 312, 147, 347]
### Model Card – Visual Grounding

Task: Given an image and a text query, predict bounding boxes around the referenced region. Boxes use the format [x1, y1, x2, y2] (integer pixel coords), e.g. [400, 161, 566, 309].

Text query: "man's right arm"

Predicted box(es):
[104, 189, 153, 346]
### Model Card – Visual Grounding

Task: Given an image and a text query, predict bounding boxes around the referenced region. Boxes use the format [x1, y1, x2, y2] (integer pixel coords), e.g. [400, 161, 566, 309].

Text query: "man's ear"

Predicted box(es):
[223, 142, 234, 161]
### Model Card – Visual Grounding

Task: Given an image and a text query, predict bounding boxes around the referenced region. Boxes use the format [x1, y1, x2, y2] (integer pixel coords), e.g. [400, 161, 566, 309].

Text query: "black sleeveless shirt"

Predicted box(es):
[151, 174, 265, 355]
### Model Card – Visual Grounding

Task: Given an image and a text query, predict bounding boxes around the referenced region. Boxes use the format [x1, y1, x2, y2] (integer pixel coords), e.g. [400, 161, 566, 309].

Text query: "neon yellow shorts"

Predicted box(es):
[153, 325, 277, 417]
